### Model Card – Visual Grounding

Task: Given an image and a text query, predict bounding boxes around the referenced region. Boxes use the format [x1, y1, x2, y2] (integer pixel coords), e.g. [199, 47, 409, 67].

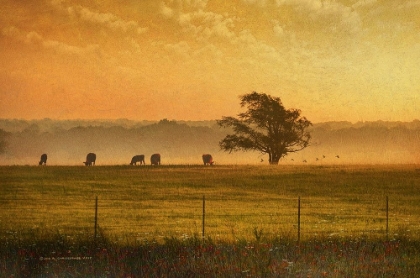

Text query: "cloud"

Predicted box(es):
[160, 2, 235, 41]
[2, 26, 41, 45]
[164, 41, 191, 59]
[352, 0, 377, 9]
[160, 2, 175, 18]
[52, 1, 148, 35]
[241, 0, 270, 7]
[2, 26, 23, 41]
[272, 20, 285, 37]
[161, 0, 208, 11]
[43, 40, 99, 55]
[2, 25, 99, 55]
[275, 0, 362, 34]
[192, 43, 223, 64]
[398, 0, 420, 9]
[78, 7, 138, 33]
[159, 0, 208, 19]
[195, 11, 235, 40]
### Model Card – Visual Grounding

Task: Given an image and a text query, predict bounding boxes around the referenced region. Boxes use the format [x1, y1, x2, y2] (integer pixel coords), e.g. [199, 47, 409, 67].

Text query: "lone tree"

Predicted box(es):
[217, 92, 312, 165]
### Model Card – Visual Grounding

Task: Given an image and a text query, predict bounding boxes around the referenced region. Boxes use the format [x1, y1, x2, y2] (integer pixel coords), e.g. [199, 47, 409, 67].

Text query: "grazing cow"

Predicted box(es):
[202, 154, 214, 165]
[150, 153, 161, 165]
[83, 153, 96, 166]
[39, 154, 47, 165]
[130, 155, 145, 165]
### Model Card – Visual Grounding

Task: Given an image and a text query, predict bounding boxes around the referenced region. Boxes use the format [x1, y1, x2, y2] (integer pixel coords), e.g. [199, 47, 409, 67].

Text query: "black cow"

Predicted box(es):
[130, 155, 145, 165]
[83, 153, 96, 166]
[202, 154, 214, 165]
[39, 154, 47, 165]
[150, 153, 161, 165]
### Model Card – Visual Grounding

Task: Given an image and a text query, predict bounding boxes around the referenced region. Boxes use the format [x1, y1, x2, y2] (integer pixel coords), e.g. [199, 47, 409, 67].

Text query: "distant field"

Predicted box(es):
[1, 164, 420, 242]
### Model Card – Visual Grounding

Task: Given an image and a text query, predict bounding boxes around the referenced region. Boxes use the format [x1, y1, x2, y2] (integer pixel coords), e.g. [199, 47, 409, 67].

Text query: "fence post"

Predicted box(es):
[94, 196, 98, 240]
[297, 196, 301, 244]
[202, 195, 205, 243]
[386, 196, 389, 240]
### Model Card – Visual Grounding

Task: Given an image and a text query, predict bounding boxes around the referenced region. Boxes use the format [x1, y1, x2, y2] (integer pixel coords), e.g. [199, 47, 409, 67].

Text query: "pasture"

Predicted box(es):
[1, 164, 420, 241]
[1, 164, 420, 276]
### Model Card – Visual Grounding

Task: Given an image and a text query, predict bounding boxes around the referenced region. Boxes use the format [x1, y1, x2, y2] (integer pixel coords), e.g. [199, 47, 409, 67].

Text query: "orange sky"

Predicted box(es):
[1, 0, 419, 122]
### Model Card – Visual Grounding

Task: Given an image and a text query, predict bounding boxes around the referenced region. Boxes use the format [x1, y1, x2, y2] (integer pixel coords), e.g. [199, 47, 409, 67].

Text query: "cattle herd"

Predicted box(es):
[38, 153, 214, 166]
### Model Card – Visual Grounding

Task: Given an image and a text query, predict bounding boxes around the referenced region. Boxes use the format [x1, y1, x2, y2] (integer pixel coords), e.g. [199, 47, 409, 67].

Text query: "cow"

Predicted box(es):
[150, 153, 161, 165]
[83, 153, 96, 166]
[39, 153, 47, 165]
[130, 155, 145, 165]
[202, 154, 214, 165]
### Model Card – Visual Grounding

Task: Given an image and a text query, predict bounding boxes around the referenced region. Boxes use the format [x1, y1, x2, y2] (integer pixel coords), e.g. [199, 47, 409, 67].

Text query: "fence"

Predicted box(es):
[1, 194, 419, 242]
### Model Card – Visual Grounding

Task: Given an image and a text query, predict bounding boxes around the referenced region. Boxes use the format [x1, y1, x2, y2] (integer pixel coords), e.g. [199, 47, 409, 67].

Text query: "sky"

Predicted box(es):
[1, 0, 419, 123]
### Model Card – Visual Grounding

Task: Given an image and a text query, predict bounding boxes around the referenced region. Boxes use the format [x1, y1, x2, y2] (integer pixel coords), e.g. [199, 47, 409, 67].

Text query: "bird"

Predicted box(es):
[303, 160, 307, 163]
[260, 158, 264, 162]
[336, 155, 340, 158]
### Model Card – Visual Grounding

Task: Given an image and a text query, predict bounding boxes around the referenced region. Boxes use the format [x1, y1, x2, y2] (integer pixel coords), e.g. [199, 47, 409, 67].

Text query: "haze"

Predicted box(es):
[1, 1, 420, 122]
[1, 119, 419, 165]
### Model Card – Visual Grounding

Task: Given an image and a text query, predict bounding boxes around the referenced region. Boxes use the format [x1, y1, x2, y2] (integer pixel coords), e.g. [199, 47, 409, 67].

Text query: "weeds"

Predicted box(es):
[2, 231, 420, 277]
[1, 165, 420, 276]
[253, 226, 263, 242]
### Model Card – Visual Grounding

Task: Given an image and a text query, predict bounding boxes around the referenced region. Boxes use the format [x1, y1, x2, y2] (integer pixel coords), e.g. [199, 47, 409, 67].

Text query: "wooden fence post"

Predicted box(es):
[298, 196, 301, 244]
[386, 196, 389, 240]
[94, 196, 98, 240]
[93, 196, 99, 277]
[202, 195, 205, 242]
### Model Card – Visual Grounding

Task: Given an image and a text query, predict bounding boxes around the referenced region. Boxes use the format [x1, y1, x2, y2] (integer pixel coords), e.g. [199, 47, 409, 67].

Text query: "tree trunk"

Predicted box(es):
[269, 152, 280, 165]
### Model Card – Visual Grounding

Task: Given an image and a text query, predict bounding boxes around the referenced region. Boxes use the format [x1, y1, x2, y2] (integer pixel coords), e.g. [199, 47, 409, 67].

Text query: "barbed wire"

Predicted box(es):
[2, 196, 419, 239]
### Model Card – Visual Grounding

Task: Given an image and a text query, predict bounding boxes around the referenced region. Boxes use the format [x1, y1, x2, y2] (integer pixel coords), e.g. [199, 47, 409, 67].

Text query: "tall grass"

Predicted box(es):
[2, 229, 420, 277]
[1, 164, 419, 241]
[1, 164, 420, 276]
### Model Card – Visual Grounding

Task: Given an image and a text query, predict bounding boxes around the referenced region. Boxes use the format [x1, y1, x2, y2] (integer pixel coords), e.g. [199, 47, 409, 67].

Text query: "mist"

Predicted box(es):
[0, 119, 419, 166]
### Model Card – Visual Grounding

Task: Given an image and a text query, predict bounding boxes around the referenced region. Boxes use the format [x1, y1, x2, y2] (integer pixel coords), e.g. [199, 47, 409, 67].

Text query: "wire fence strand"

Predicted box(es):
[1, 195, 419, 241]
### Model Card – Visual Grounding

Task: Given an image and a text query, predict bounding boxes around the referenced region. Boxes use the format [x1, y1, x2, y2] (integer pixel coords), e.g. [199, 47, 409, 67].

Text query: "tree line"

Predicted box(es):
[0, 118, 419, 165]
[0, 91, 419, 165]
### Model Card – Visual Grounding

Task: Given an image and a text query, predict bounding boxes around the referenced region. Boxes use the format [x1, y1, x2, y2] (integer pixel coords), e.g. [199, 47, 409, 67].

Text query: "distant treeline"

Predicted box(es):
[0, 118, 217, 133]
[0, 118, 419, 165]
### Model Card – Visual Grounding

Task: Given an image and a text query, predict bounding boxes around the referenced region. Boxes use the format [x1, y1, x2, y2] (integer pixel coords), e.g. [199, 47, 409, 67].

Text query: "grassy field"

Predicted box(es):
[1, 164, 420, 276]
[1, 164, 420, 241]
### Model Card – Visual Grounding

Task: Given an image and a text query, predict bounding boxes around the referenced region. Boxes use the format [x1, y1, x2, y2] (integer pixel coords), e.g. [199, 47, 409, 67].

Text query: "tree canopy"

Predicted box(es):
[217, 92, 312, 164]
[0, 129, 8, 154]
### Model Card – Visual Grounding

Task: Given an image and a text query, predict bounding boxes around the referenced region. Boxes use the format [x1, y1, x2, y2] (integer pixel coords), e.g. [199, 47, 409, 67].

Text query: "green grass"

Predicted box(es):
[1, 164, 420, 241]
[1, 164, 420, 276]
